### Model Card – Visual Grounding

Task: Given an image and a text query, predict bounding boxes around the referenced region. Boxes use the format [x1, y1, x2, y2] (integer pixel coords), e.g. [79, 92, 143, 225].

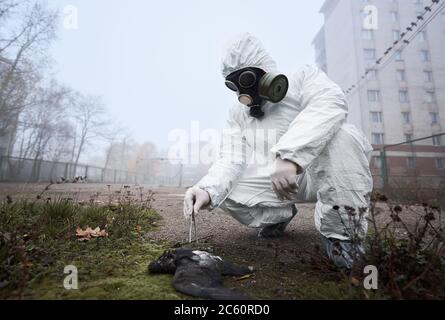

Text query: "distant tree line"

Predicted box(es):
[0, 0, 157, 174]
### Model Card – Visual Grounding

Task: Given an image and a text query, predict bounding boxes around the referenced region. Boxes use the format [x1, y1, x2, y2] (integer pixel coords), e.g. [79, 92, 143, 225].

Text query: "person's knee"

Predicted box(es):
[219, 199, 256, 227]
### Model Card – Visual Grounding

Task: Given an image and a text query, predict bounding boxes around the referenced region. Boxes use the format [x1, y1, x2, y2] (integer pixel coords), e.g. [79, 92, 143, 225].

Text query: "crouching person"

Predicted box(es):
[183, 33, 373, 270]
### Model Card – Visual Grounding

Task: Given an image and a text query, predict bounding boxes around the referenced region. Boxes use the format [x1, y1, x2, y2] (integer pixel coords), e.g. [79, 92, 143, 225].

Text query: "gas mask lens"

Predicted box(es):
[225, 80, 238, 92]
[238, 94, 253, 106]
[238, 71, 257, 89]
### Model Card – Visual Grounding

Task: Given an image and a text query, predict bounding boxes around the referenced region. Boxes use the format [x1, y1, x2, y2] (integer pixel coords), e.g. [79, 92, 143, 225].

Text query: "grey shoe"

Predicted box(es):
[322, 237, 365, 270]
[258, 206, 298, 238]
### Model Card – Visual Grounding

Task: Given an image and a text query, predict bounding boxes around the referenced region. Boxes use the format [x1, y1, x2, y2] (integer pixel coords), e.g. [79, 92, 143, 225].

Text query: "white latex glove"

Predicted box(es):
[270, 157, 301, 201]
[183, 187, 211, 220]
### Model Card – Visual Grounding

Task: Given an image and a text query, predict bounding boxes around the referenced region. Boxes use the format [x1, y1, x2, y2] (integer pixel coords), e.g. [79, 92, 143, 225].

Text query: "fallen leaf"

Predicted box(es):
[76, 226, 108, 241]
[350, 277, 360, 287]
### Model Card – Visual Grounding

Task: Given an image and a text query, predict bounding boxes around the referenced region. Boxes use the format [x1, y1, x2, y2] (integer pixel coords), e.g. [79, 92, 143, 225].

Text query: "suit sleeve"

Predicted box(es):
[195, 108, 247, 208]
[271, 65, 348, 169]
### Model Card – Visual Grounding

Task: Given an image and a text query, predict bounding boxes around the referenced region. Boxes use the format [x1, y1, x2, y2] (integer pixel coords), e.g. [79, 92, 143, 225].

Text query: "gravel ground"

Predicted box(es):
[5, 182, 433, 299]
[0, 183, 332, 299]
[148, 187, 337, 299]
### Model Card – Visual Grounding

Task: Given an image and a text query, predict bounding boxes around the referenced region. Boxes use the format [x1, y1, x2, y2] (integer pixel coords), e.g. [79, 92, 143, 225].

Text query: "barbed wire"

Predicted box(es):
[344, 0, 444, 96]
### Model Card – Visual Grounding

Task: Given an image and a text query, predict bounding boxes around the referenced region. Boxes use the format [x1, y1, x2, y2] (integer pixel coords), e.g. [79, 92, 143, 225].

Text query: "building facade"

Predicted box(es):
[313, 0, 445, 187]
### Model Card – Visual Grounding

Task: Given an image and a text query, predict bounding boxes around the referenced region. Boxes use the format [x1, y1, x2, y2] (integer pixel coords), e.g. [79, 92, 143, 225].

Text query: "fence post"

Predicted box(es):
[85, 166, 89, 179]
[380, 148, 389, 188]
[178, 163, 183, 188]
[64, 163, 69, 179]
[35, 159, 42, 182]
[0, 156, 3, 181]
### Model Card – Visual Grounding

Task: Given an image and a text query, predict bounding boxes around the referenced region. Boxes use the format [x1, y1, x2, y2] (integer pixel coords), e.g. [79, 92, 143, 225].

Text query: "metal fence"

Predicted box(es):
[0, 156, 184, 186]
[372, 133, 445, 189]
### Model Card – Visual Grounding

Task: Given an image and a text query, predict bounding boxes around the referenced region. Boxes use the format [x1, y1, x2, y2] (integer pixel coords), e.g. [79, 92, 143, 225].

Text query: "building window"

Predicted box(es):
[396, 70, 406, 81]
[424, 71, 433, 82]
[366, 69, 377, 80]
[395, 50, 403, 61]
[407, 157, 416, 169]
[436, 159, 445, 170]
[364, 49, 376, 60]
[362, 29, 374, 40]
[390, 11, 399, 22]
[374, 156, 383, 169]
[430, 112, 439, 125]
[399, 90, 409, 103]
[405, 134, 413, 142]
[372, 133, 384, 145]
[370, 111, 383, 123]
[419, 31, 427, 42]
[433, 135, 442, 146]
[426, 91, 435, 103]
[368, 90, 380, 102]
[421, 50, 430, 62]
[392, 30, 401, 41]
[402, 112, 411, 124]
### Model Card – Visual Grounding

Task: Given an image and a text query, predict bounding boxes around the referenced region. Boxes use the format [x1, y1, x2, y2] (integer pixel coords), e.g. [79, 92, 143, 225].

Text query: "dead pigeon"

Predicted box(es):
[148, 248, 254, 300]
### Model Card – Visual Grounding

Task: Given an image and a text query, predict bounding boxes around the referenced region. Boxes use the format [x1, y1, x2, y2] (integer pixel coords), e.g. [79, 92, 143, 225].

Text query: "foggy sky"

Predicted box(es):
[49, 0, 325, 153]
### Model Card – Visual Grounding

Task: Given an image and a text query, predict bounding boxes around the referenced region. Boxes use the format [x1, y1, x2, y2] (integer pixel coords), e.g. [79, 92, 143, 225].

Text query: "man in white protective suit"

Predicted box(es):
[183, 33, 374, 269]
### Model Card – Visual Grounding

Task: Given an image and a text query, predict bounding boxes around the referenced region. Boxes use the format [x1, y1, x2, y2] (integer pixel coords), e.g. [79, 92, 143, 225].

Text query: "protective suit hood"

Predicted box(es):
[221, 33, 278, 78]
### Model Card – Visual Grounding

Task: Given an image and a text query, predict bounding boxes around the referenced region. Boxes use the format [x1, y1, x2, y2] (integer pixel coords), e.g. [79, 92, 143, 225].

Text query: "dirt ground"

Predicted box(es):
[149, 187, 339, 299]
[0, 183, 375, 299]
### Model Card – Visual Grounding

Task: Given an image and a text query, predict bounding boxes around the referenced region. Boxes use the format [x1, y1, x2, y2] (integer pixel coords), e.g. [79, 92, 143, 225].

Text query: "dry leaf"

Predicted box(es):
[350, 277, 361, 287]
[76, 226, 108, 241]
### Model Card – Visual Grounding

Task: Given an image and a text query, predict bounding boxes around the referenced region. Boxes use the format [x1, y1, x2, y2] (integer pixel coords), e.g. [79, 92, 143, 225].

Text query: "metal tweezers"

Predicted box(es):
[189, 211, 197, 244]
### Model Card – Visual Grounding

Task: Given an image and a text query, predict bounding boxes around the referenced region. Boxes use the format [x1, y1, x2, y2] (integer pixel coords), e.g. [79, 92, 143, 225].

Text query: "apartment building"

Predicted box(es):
[312, 0, 445, 186]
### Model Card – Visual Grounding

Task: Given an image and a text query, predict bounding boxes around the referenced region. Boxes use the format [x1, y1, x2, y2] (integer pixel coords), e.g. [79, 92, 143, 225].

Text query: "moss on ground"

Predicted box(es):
[0, 198, 188, 300]
[23, 240, 185, 300]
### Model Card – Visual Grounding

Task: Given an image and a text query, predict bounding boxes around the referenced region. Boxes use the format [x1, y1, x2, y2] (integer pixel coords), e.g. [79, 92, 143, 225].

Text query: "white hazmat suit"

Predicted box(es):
[194, 33, 373, 243]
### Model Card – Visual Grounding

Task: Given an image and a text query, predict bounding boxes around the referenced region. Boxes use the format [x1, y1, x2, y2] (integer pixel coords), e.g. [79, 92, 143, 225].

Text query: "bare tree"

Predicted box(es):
[0, 0, 57, 147]
[102, 124, 129, 171]
[15, 80, 71, 161]
[70, 93, 109, 174]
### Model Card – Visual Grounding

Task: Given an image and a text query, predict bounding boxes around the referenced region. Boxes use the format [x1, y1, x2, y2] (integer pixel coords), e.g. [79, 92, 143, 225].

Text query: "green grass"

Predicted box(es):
[24, 240, 183, 300]
[0, 198, 187, 300]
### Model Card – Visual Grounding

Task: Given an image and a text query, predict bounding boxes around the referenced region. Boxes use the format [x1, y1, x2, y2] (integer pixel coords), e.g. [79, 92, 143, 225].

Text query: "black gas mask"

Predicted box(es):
[225, 67, 289, 119]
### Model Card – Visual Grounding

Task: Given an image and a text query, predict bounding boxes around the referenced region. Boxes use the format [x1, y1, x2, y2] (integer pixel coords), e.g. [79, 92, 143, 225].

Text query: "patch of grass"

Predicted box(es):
[302, 192, 445, 300]
[0, 189, 187, 300]
[364, 194, 445, 299]
[22, 240, 184, 300]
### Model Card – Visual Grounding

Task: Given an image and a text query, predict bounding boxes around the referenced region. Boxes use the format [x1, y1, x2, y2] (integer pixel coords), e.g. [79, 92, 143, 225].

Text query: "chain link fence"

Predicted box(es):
[371, 133, 445, 191]
[0, 156, 184, 187]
